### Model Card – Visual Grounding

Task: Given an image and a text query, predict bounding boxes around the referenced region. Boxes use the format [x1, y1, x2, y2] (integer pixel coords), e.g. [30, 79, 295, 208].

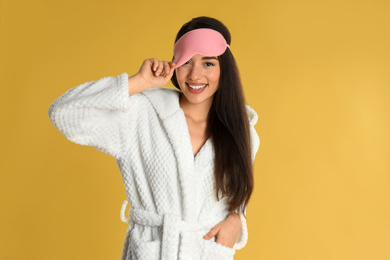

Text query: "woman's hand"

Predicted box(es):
[138, 58, 176, 88]
[203, 212, 242, 248]
[128, 58, 176, 96]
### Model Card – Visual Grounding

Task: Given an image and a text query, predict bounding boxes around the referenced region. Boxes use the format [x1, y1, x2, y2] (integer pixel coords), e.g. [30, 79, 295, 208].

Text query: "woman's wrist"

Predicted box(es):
[226, 211, 241, 227]
[128, 73, 150, 96]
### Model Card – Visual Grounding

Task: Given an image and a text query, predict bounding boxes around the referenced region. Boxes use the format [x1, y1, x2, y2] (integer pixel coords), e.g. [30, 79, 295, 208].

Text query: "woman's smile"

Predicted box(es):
[186, 82, 208, 93]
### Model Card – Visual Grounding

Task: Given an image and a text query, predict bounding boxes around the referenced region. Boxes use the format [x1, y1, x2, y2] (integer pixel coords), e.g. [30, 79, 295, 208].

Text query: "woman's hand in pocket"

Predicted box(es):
[203, 212, 241, 248]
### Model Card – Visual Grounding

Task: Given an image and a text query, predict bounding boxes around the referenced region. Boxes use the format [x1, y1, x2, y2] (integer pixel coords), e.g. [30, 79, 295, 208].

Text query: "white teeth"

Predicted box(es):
[188, 84, 207, 90]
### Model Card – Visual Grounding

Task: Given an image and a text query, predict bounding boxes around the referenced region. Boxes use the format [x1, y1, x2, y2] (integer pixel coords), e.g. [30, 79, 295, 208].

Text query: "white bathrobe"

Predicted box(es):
[48, 72, 260, 260]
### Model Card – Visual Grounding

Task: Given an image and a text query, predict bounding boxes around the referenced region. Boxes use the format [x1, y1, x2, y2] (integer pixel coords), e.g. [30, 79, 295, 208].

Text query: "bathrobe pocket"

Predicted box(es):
[126, 240, 161, 260]
[125, 224, 162, 260]
[201, 239, 236, 260]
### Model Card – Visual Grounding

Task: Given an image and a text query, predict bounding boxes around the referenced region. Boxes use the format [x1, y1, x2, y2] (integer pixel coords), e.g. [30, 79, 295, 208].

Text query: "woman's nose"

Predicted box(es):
[188, 65, 202, 80]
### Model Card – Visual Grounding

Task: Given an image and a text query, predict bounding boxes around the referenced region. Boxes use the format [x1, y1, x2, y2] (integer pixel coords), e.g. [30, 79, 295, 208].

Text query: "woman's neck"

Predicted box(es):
[179, 93, 212, 122]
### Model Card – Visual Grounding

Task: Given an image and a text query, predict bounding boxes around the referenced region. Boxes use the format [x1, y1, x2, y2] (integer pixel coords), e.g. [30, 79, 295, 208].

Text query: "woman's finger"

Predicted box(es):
[203, 225, 220, 240]
[162, 62, 167, 75]
[166, 65, 175, 78]
[155, 61, 165, 76]
[150, 58, 159, 71]
[166, 62, 176, 76]
[160, 61, 169, 77]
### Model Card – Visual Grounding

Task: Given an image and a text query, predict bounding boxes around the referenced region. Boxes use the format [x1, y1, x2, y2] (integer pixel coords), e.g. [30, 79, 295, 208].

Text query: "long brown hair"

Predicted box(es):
[171, 17, 253, 216]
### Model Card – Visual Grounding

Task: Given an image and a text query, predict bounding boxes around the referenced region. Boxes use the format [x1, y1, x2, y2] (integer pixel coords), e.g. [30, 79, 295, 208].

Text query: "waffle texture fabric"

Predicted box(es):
[48, 72, 260, 260]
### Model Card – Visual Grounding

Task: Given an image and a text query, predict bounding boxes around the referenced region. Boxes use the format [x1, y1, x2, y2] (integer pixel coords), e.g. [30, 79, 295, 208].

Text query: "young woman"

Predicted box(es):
[49, 16, 260, 260]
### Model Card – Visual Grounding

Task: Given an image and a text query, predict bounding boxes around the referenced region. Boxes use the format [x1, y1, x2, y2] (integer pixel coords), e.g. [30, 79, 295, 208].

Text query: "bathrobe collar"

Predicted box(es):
[141, 87, 258, 125]
[141, 87, 182, 120]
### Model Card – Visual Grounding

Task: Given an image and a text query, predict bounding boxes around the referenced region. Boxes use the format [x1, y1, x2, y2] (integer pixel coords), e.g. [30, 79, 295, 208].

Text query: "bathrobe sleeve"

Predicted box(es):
[247, 104, 260, 164]
[233, 105, 260, 250]
[48, 72, 134, 159]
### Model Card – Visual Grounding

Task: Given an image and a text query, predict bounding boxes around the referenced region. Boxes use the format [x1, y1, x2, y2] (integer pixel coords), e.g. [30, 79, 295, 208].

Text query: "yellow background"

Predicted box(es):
[1, 0, 389, 259]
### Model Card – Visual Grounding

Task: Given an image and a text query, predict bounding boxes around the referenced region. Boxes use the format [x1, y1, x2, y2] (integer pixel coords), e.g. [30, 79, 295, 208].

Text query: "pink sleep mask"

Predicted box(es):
[171, 28, 230, 68]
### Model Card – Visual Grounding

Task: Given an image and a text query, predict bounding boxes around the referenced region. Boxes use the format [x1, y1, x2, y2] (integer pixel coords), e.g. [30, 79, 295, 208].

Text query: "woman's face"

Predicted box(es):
[175, 54, 220, 107]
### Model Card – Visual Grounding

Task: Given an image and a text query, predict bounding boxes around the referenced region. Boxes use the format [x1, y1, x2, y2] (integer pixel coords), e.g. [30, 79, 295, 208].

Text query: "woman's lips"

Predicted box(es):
[186, 83, 207, 94]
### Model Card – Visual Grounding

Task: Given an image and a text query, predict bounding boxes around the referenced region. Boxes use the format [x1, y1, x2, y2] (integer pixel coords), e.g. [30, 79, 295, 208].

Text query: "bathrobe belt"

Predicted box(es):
[120, 199, 222, 259]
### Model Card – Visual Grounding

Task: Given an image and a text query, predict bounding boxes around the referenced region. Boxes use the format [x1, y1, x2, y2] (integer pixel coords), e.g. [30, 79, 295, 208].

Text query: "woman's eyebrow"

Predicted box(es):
[202, 57, 218, 60]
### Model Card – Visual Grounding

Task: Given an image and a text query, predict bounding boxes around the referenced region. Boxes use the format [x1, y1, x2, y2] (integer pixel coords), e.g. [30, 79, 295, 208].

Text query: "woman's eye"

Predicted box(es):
[205, 62, 214, 67]
[184, 61, 191, 65]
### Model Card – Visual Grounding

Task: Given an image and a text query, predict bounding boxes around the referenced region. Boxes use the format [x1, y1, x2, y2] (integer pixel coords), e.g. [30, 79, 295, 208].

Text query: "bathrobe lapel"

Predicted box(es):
[142, 88, 197, 221]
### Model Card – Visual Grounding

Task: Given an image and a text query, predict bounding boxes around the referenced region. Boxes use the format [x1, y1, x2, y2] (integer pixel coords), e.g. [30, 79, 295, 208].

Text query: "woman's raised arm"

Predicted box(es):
[49, 59, 174, 158]
[48, 59, 176, 159]
[48, 72, 134, 158]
